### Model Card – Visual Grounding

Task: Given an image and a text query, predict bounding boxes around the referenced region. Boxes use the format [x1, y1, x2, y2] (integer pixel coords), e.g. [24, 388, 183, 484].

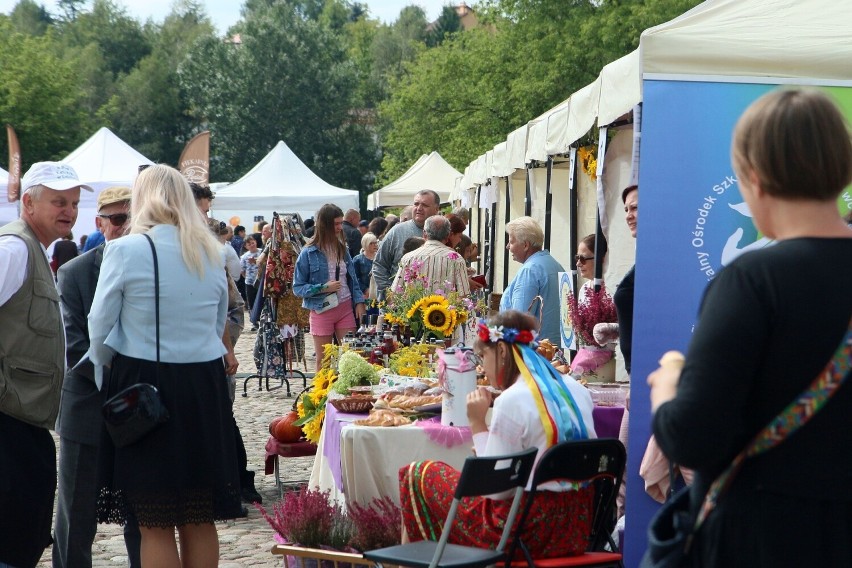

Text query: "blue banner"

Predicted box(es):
[624, 79, 852, 566]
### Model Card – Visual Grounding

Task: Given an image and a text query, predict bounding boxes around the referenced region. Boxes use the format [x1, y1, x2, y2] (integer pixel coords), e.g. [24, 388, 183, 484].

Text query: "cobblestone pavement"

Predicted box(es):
[37, 326, 316, 567]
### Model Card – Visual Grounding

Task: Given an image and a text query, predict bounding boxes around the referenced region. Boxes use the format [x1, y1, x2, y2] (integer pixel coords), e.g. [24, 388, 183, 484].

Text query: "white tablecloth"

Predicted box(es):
[309, 408, 472, 506]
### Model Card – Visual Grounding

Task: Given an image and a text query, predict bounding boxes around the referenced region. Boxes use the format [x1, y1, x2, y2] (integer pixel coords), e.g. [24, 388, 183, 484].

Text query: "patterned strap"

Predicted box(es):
[694, 316, 852, 533]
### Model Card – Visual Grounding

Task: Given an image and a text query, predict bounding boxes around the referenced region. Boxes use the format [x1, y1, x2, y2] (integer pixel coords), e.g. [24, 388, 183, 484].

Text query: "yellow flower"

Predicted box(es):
[302, 409, 325, 444]
[423, 304, 452, 334]
[406, 298, 424, 320]
[420, 295, 448, 309]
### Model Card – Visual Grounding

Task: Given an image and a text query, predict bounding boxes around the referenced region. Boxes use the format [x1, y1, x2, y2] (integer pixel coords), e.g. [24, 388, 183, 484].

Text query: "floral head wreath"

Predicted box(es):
[477, 319, 539, 348]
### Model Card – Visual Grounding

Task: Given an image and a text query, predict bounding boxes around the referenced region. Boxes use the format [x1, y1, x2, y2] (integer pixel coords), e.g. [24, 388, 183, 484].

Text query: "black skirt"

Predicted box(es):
[97, 354, 242, 528]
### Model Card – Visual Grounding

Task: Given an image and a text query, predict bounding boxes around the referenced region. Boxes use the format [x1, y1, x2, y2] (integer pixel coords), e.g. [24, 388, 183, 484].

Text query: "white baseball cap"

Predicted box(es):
[21, 161, 94, 194]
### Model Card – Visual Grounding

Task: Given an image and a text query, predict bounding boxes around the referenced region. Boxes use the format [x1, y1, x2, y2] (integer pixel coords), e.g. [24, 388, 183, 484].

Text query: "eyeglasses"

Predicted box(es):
[574, 254, 595, 264]
[98, 213, 129, 227]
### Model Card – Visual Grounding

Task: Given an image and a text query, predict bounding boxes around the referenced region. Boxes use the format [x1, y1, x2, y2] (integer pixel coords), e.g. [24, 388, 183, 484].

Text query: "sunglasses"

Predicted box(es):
[574, 254, 595, 264]
[98, 213, 129, 227]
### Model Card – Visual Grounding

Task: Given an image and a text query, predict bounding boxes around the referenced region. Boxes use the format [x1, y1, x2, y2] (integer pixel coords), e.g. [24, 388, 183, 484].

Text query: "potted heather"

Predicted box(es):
[256, 487, 353, 568]
[567, 283, 618, 381]
[257, 489, 402, 567]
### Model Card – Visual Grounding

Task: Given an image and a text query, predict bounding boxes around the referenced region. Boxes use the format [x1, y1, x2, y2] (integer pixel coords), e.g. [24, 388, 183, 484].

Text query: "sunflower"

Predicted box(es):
[302, 409, 325, 444]
[423, 304, 453, 334]
[420, 295, 449, 310]
[406, 298, 425, 319]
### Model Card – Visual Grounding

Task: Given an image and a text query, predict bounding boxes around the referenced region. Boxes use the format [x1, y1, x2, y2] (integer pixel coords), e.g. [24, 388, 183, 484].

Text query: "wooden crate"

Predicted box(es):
[271, 544, 375, 568]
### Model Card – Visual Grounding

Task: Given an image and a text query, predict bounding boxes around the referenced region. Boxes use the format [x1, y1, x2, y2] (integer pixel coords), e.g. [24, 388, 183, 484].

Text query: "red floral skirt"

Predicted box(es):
[399, 460, 593, 558]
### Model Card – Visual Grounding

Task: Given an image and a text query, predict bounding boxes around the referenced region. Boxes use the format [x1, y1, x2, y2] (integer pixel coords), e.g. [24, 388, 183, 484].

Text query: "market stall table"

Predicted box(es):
[308, 401, 625, 506]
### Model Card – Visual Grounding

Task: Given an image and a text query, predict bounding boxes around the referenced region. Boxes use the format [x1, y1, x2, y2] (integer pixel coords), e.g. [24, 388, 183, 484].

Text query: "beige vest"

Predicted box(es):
[0, 219, 65, 428]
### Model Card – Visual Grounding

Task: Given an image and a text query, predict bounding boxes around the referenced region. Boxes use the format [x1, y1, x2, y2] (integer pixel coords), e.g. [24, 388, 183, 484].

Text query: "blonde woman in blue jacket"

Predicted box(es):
[88, 164, 241, 567]
[294, 203, 366, 370]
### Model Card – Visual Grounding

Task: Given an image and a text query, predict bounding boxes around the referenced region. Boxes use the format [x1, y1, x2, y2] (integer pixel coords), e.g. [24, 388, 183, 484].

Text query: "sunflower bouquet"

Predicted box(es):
[381, 259, 474, 341]
[295, 344, 340, 444]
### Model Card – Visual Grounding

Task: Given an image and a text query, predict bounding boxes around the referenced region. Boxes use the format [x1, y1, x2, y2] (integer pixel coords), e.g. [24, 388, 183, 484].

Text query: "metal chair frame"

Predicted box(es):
[365, 447, 538, 568]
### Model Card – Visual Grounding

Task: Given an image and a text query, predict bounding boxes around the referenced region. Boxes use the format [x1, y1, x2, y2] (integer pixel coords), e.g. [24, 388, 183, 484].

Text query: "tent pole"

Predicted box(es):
[568, 148, 579, 298]
[524, 166, 532, 217]
[503, 177, 511, 291]
[544, 157, 553, 250]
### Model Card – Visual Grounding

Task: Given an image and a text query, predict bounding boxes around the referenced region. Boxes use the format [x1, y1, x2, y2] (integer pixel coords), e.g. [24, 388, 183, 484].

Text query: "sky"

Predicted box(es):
[0, 0, 457, 32]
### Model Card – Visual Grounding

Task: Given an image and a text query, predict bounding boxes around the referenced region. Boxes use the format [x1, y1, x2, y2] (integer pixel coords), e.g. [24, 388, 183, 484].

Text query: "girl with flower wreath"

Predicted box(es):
[399, 310, 598, 558]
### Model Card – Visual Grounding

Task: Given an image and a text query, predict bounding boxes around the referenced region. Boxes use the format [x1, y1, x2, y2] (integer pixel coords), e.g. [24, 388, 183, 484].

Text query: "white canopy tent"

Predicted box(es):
[211, 140, 358, 229]
[62, 127, 155, 243]
[366, 151, 461, 210]
[642, 0, 852, 80]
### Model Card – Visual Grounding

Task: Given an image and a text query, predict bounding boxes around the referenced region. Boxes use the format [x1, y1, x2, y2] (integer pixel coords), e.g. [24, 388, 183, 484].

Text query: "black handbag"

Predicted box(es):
[642, 317, 852, 568]
[102, 234, 170, 448]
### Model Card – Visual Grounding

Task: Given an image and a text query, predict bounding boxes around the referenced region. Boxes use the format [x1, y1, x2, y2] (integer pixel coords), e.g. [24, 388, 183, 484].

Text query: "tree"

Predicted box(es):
[58, 0, 150, 77]
[426, 5, 461, 47]
[180, 1, 379, 191]
[9, 0, 53, 36]
[0, 19, 89, 167]
[103, 1, 216, 164]
[379, 0, 703, 182]
[378, 27, 512, 183]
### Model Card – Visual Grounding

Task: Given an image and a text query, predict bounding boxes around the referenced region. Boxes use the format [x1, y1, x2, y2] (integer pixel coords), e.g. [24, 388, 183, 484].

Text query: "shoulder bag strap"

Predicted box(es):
[142, 234, 160, 364]
[693, 316, 852, 536]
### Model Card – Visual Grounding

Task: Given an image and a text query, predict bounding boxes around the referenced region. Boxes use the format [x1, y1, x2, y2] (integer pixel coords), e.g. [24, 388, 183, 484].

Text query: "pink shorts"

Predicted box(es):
[309, 298, 356, 336]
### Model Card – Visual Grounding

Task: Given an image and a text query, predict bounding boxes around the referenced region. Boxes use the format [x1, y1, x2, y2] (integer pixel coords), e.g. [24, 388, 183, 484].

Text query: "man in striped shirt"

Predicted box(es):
[391, 215, 470, 297]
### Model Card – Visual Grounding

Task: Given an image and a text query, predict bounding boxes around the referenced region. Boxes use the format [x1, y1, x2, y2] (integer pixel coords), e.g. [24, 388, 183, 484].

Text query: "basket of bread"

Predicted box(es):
[328, 395, 376, 414]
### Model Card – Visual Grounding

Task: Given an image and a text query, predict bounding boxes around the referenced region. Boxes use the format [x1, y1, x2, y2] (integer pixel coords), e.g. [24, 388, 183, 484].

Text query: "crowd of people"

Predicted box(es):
[1, 87, 850, 567]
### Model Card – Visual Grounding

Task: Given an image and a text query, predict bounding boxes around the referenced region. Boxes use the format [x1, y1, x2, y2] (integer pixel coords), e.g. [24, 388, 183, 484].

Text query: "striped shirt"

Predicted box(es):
[391, 240, 471, 297]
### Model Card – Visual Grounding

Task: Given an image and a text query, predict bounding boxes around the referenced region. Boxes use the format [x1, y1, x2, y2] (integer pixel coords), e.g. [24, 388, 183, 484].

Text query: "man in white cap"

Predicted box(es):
[52, 186, 142, 567]
[0, 161, 92, 567]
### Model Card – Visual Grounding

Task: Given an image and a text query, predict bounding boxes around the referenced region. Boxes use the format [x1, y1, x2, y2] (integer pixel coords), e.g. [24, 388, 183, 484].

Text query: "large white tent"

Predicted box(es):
[366, 151, 461, 209]
[211, 141, 359, 229]
[0, 128, 153, 241]
[63, 127, 155, 244]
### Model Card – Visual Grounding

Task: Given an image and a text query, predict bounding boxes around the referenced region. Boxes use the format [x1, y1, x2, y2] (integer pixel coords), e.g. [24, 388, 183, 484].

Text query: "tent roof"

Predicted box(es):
[367, 151, 460, 209]
[641, 0, 852, 80]
[598, 49, 641, 126]
[212, 140, 358, 214]
[366, 153, 429, 209]
[62, 127, 154, 189]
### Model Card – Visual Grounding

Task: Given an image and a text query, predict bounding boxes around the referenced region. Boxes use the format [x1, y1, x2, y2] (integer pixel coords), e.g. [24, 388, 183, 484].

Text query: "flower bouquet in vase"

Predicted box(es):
[380, 259, 475, 343]
[567, 283, 618, 382]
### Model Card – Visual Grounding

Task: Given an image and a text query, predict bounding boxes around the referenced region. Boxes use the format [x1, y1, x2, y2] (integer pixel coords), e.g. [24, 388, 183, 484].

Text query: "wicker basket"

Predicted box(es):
[329, 397, 375, 413]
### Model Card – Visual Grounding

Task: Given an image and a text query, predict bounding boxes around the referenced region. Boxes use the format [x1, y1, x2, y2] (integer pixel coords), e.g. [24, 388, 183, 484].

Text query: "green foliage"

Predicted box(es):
[425, 5, 462, 48]
[9, 0, 52, 35]
[180, 1, 379, 189]
[58, 0, 151, 77]
[0, 19, 88, 167]
[378, 0, 703, 182]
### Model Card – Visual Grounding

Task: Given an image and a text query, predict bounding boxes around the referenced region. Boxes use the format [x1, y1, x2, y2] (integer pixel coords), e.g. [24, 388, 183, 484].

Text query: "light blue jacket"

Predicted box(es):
[293, 244, 365, 311]
[500, 250, 565, 345]
[87, 224, 228, 375]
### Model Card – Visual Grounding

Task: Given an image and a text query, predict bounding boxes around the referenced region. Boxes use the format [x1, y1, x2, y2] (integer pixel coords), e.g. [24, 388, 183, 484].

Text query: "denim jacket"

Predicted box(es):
[293, 245, 365, 311]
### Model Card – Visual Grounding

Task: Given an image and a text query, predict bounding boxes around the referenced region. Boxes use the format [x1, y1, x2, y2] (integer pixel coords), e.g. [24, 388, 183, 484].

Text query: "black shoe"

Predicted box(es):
[250, 325, 258, 332]
[241, 486, 263, 504]
[237, 505, 249, 517]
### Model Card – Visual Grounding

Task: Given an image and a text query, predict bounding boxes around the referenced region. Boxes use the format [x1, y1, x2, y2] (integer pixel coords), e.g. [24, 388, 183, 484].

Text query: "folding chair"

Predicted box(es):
[364, 447, 538, 568]
[507, 439, 626, 568]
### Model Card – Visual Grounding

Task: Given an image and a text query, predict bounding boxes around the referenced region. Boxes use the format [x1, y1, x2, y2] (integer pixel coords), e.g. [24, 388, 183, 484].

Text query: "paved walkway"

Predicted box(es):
[37, 327, 317, 567]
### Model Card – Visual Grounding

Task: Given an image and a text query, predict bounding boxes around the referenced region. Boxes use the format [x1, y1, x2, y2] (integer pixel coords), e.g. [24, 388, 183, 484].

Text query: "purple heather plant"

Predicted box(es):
[347, 496, 402, 552]
[567, 284, 618, 346]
